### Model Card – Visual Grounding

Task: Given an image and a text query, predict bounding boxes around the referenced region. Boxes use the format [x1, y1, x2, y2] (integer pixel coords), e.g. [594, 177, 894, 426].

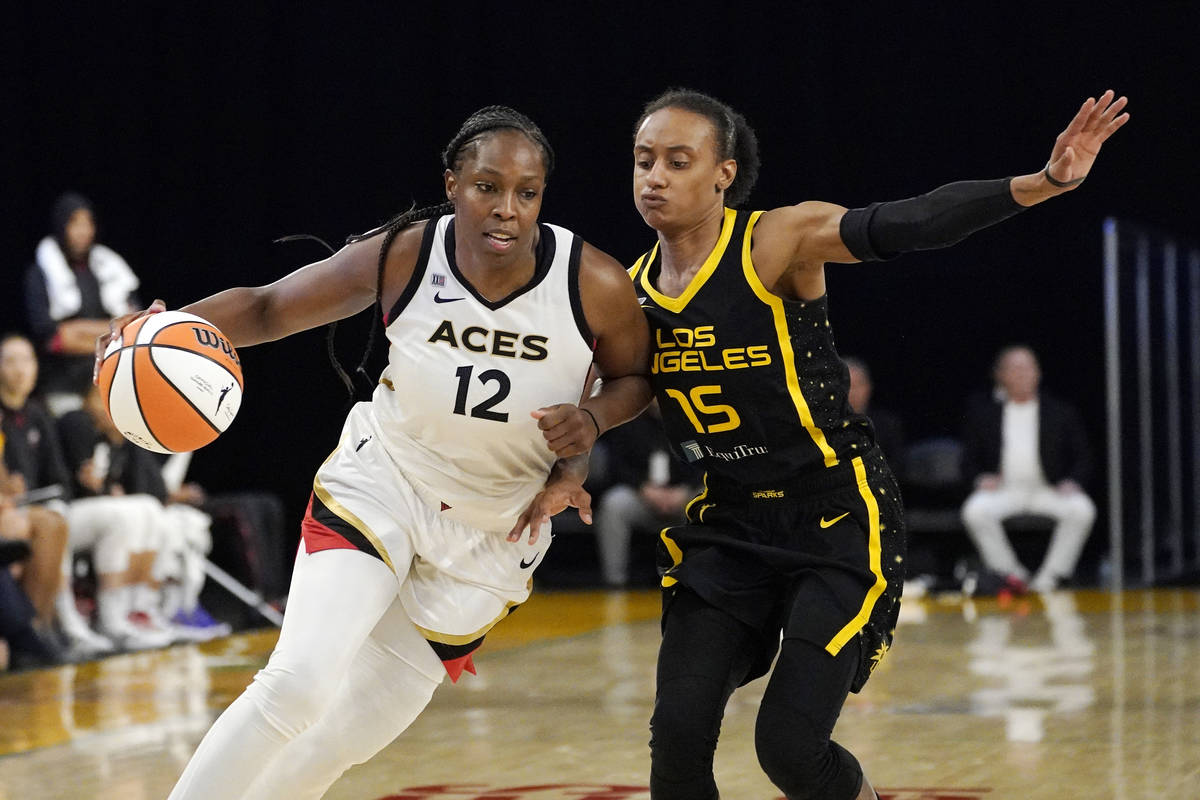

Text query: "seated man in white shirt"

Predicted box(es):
[960, 345, 1096, 593]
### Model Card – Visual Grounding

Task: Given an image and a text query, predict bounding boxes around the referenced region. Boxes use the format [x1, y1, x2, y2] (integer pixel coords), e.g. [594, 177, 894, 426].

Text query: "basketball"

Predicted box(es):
[96, 310, 244, 454]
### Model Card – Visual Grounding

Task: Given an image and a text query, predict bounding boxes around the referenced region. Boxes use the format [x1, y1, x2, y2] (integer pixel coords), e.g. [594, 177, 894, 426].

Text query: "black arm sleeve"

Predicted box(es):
[839, 178, 1026, 262]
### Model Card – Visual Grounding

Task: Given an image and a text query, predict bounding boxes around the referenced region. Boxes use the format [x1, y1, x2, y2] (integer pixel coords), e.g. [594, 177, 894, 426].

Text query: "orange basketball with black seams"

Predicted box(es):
[98, 311, 244, 454]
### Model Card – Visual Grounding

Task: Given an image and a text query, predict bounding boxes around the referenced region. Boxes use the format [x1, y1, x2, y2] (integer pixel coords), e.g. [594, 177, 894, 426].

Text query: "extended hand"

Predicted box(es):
[1045, 90, 1129, 188]
[507, 477, 592, 544]
[93, 299, 167, 384]
[532, 404, 600, 459]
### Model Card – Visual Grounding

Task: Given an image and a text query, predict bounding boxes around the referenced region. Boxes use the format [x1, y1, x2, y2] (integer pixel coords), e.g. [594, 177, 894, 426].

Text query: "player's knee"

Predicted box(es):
[649, 682, 721, 780]
[250, 662, 336, 739]
[960, 493, 998, 528]
[755, 702, 862, 800]
[92, 531, 132, 575]
[1064, 494, 1096, 526]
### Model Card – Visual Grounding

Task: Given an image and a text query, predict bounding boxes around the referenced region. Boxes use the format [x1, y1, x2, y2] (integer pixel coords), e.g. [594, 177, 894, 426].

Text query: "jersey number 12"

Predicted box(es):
[452, 365, 510, 422]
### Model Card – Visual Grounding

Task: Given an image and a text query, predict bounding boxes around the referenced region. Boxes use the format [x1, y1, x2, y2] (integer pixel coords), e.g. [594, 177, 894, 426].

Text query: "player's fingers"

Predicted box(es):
[535, 404, 573, 431]
[543, 425, 577, 449]
[527, 512, 549, 544]
[552, 440, 588, 459]
[573, 489, 593, 525]
[1104, 111, 1130, 137]
[1099, 93, 1127, 122]
[1065, 96, 1096, 137]
[507, 509, 532, 542]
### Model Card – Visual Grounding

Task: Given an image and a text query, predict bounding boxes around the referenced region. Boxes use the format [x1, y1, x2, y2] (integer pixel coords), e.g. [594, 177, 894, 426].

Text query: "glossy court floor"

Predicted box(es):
[1, 588, 1197, 799]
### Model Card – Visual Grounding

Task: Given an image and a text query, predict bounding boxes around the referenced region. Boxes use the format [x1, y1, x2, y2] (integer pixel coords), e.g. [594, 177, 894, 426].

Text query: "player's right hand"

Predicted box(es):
[507, 478, 592, 544]
[93, 299, 167, 385]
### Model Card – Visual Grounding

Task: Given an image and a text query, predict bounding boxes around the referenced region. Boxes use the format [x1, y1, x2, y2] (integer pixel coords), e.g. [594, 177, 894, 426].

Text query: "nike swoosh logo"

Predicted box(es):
[434, 292, 464, 303]
[637, 296, 650, 306]
[519, 554, 540, 569]
[819, 512, 850, 529]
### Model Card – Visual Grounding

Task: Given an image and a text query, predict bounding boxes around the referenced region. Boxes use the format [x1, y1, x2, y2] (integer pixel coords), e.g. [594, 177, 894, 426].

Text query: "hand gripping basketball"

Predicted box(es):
[96, 307, 244, 453]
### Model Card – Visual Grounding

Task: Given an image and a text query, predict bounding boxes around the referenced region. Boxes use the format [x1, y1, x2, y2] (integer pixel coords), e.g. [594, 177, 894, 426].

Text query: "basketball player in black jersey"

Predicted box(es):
[630, 89, 1128, 800]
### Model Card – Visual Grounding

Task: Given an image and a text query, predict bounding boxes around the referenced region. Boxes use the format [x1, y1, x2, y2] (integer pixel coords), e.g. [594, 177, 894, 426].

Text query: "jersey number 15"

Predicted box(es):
[665, 385, 741, 434]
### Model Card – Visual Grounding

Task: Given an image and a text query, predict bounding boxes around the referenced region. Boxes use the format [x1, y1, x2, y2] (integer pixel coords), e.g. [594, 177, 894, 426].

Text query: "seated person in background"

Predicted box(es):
[60, 387, 229, 640]
[0, 444, 70, 652]
[1, 343, 80, 660]
[24, 192, 140, 416]
[1, 333, 166, 652]
[160, 450, 289, 607]
[844, 356, 905, 463]
[595, 402, 700, 587]
[0, 563, 63, 671]
[960, 345, 1095, 593]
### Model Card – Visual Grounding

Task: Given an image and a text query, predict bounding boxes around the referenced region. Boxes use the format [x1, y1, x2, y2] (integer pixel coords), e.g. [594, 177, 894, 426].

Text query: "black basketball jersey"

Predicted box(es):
[630, 208, 875, 486]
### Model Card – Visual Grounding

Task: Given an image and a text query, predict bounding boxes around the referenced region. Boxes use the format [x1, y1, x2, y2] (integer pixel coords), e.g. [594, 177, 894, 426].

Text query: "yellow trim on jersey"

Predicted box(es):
[825, 456, 886, 655]
[312, 447, 396, 573]
[629, 253, 647, 281]
[683, 472, 709, 522]
[660, 528, 683, 588]
[412, 600, 519, 646]
[639, 207, 737, 313]
[740, 210, 839, 468]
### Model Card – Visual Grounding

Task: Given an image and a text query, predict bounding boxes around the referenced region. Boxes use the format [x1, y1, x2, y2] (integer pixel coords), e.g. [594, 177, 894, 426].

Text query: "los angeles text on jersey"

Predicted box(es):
[427, 320, 549, 361]
[651, 325, 771, 374]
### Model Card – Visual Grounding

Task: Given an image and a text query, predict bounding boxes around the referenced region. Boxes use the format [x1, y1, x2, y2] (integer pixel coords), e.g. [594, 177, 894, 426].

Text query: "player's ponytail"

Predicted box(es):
[636, 89, 761, 207]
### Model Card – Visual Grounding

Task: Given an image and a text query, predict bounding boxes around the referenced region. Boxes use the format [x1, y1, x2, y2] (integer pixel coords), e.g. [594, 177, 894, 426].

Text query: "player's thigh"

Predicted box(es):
[962, 487, 1025, 522]
[655, 588, 757, 722]
[1028, 487, 1096, 523]
[265, 547, 401, 682]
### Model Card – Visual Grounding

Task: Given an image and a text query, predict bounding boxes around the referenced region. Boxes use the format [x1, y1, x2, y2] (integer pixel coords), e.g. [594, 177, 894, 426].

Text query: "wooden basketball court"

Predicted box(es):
[1, 588, 1196, 799]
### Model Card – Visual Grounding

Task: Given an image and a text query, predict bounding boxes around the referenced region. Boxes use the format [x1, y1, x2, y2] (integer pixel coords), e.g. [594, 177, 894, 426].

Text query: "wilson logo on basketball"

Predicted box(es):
[191, 327, 241, 366]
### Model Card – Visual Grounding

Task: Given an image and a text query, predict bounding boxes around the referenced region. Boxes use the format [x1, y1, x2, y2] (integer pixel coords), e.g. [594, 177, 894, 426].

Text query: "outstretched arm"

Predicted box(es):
[94, 225, 424, 380]
[752, 90, 1130, 298]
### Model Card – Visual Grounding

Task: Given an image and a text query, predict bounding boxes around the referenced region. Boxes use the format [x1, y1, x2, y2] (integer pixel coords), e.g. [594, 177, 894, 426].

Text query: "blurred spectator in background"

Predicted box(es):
[1, 333, 166, 653]
[0, 443, 69, 648]
[1, 340, 77, 662]
[844, 356, 905, 463]
[0, 564, 61, 670]
[24, 193, 140, 416]
[960, 345, 1095, 593]
[60, 387, 230, 641]
[595, 403, 699, 587]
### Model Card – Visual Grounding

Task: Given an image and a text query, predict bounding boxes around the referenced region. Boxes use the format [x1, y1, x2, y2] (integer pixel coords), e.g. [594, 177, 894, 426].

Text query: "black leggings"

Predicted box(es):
[649, 588, 864, 800]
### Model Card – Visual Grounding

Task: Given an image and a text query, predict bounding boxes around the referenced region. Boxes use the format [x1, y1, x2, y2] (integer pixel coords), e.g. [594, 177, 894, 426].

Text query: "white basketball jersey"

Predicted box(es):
[368, 215, 595, 533]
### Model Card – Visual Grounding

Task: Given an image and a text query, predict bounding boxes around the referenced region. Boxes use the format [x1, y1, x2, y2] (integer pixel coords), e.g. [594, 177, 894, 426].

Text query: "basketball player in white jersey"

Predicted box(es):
[99, 107, 652, 799]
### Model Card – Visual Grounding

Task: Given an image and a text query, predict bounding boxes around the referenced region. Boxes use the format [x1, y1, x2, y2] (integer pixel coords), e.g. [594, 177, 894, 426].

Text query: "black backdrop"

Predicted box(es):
[5, 3, 1196, 547]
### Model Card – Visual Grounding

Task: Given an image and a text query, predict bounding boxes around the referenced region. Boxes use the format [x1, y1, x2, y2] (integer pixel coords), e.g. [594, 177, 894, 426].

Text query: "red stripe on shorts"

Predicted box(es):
[300, 494, 358, 554]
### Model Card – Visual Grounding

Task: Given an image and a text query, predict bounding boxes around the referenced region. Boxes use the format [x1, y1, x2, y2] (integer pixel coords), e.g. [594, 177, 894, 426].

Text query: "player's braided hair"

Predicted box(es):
[327, 106, 555, 396]
[635, 89, 760, 207]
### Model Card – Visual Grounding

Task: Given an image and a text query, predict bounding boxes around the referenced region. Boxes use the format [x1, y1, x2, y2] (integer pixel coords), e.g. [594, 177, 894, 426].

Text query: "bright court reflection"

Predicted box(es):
[0, 589, 1196, 800]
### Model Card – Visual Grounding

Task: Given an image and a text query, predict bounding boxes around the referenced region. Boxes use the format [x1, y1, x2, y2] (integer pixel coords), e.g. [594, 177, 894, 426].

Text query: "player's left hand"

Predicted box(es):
[507, 477, 592, 544]
[532, 404, 599, 458]
[93, 298, 167, 385]
[1045, 90, 1130, 189]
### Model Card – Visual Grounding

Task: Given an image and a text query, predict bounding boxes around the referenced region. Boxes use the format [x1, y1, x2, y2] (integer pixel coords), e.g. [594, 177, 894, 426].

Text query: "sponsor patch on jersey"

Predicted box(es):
[682, 440, 704, 462]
